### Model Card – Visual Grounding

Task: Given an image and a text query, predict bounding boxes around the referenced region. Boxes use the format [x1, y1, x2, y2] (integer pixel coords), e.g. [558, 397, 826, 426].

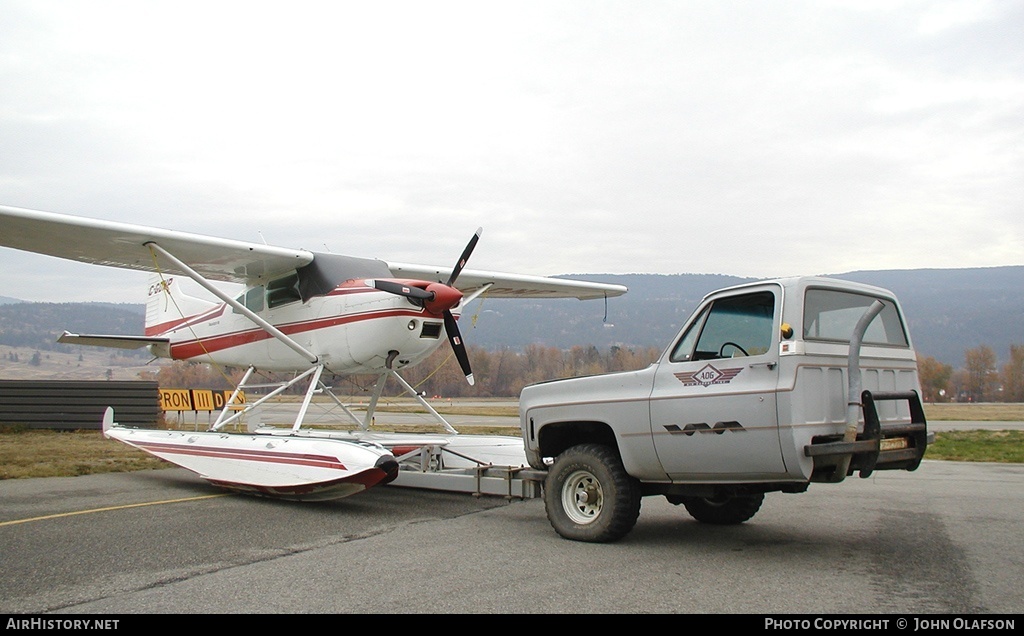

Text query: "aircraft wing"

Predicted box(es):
[385, 262, 627, 300]
[0, 205, 313, 286]
[1, 205, 627, 299]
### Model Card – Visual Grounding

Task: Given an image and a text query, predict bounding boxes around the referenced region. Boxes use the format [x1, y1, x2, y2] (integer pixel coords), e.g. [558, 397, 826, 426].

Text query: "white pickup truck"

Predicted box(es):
[518, 276, 931, 542]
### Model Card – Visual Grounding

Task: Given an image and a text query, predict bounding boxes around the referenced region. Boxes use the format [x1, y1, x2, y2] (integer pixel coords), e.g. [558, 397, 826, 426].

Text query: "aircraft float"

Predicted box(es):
[0, 204, 626, 500]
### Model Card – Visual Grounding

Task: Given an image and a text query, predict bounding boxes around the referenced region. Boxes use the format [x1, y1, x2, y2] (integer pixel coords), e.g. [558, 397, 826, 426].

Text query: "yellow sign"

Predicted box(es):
[159, 389, 247, 411]
[159, 389, 193, 411]
[191, 390, 215, 411]
[215, 391, 247, 411]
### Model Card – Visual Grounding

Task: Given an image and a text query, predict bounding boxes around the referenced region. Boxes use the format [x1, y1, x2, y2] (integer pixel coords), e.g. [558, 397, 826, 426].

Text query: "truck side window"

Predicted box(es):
[803, 289, 909, 347]
[669, 305, 710, 362]
[671, 291, 775, 362]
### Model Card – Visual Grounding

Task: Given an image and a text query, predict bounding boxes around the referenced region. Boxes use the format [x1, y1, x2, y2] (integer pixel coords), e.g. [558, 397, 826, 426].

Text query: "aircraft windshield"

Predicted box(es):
[233, 286, 265, 314]
[267, 273, 301, 308]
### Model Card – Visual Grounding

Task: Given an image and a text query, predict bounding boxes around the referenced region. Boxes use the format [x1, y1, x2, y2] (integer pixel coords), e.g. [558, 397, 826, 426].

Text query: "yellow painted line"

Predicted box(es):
[0, 493, 231, 527]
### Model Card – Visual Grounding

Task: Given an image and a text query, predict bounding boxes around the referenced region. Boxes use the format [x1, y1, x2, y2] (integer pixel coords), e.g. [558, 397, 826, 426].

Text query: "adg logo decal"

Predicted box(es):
[674, 364, 742, 387]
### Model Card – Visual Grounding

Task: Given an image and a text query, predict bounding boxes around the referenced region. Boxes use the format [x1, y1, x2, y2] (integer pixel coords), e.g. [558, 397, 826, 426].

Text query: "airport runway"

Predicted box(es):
[1, 459, 1022, 615]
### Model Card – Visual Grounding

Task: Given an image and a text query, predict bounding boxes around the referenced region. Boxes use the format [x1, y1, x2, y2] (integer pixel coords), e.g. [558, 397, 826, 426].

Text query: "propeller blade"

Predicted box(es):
[444, 310, 474, 386]
[368, 279, 434, 301]
[446, 227, 482, 287]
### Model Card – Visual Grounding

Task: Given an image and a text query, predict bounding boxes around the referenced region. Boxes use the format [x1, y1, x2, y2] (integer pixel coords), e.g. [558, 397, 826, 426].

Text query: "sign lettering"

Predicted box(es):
[159, 389, 192, 411]
[159, 389, 247, 411]
[190, 390, 215, 411]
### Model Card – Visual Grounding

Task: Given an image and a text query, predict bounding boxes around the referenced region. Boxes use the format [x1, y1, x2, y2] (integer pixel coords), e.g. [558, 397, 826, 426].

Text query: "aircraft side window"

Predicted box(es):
[233, 286, 266, 314]
[676, 291, 775, 362]
[266, 273, 301, 309]
[247, 286, 264, 312]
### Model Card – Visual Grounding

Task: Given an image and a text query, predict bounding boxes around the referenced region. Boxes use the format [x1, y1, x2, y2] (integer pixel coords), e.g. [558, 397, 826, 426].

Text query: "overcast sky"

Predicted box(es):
[1, 1, 1022, 303]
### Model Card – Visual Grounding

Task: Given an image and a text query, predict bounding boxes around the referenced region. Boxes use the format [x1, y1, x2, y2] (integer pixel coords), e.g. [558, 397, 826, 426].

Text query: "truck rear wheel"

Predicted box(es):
[676, 493, 764, 525]
[544, 444, 641, 543]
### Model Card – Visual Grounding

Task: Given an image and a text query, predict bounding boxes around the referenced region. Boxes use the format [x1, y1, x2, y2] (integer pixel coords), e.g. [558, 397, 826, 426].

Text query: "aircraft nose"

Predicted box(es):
[423, 283, 463, 315]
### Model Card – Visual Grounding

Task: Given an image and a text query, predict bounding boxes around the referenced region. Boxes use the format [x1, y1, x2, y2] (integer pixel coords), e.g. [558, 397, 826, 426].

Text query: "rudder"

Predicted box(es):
[145, 274, 217, 337]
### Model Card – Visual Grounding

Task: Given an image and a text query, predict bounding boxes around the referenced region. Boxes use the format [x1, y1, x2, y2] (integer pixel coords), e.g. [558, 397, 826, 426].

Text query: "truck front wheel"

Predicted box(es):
[673, 493, 764, 525]
[544, 444, 641, 543]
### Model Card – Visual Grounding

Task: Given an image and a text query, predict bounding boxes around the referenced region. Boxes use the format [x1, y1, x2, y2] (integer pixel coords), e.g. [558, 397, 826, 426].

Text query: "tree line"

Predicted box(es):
[142, 342, 1024, 404]
[918, 345, 1024, 403]
[141, 344, 662, 400]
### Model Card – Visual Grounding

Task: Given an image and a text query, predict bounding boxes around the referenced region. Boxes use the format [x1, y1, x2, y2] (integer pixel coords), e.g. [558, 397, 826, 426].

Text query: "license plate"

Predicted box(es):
[880, 437, 909, 451]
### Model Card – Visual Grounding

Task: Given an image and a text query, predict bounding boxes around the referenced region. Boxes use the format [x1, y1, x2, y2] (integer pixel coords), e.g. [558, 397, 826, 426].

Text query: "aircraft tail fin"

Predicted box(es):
[145, 275, 217, 337]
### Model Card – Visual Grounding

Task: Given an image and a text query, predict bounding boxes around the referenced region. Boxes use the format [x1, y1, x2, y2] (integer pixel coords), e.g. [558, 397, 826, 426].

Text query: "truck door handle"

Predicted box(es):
[749, 362, 776, 370]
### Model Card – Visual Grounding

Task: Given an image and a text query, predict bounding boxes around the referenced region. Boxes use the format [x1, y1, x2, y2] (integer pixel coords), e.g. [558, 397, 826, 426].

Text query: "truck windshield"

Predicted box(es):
[803, 289, 909, 347]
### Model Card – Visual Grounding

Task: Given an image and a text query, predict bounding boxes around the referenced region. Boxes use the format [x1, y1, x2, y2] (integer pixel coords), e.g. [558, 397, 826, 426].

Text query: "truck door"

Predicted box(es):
[649, 285, 786, 479]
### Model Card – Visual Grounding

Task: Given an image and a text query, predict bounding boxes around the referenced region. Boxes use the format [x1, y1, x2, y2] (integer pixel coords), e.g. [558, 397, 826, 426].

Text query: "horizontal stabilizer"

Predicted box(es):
[58, 331, 170, 356]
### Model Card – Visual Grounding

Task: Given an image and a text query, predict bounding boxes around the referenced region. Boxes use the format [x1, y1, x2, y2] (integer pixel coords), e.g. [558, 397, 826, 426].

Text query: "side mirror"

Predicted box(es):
[781, 323, 794, 339]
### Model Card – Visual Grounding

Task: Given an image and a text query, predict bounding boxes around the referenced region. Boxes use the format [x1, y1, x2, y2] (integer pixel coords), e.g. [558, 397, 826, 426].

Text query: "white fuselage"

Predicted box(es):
[148, 281, 451, 374]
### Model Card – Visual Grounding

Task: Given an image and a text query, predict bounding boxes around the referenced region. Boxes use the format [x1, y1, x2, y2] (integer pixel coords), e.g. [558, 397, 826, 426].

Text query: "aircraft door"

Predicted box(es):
[649, 287, 785, 479]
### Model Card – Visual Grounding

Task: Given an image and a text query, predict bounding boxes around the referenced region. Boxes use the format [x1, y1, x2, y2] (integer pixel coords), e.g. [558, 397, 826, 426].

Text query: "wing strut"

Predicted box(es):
[145, 242, 319, 364]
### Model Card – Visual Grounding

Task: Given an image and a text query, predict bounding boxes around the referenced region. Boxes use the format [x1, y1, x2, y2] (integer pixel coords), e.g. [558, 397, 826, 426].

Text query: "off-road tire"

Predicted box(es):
[544, 444, 641, 543]
[677, 493, 764, 525]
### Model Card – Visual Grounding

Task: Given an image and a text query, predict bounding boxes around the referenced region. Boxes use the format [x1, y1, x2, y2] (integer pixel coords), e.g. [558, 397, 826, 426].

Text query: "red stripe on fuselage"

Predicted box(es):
[167, 306, 436, 360]
[146, 285, 385, 339]
[145, 305, 226, 337]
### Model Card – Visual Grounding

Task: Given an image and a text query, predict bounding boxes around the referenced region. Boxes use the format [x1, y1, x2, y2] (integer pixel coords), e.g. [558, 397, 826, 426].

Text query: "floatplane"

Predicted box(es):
[0, 204, 626, 501]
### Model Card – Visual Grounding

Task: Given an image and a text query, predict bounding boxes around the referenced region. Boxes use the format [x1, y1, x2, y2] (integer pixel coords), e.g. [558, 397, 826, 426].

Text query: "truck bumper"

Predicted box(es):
[804, 390, 930, 481]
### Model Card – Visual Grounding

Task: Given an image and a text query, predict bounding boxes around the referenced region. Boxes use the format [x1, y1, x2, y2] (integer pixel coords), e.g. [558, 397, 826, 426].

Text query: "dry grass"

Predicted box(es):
[923, 403, 1024, 421]
[0, 428, 168, 479]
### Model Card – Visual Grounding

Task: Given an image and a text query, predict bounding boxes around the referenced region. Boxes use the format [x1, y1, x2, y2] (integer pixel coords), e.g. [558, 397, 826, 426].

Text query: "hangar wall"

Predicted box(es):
[0, 380, 161, 430]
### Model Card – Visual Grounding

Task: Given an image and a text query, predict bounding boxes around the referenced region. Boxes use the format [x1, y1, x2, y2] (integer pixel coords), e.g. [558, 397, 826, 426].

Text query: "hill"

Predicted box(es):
[0, 302, 156, 381]
[1, 267, 1021, 374]
[462, 266, 1024, 368]
[0, 302, 146, 352]
[832, 267, 1024, 369]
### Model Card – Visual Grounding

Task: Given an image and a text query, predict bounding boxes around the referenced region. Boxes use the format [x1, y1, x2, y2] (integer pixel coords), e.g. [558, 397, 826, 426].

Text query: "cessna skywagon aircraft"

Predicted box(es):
[0, 204, 627, 500]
